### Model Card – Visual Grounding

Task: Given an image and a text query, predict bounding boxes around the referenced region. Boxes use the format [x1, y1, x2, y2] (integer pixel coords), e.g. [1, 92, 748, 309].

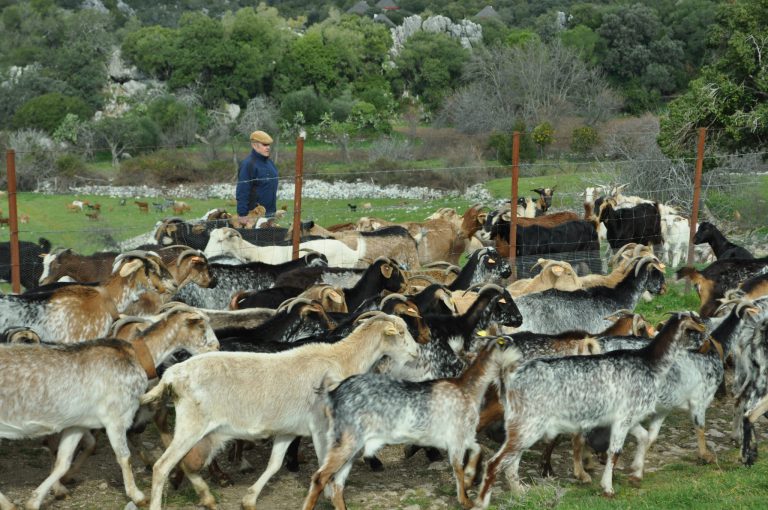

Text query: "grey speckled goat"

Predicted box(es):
[512, 255, 666, 334]
[473, 312, 706, 509]
[302, 336, 522, 510]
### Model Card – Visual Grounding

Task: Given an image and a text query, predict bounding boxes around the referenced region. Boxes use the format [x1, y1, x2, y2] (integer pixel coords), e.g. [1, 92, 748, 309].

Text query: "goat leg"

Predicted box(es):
[742, 417, 758, 466]
[539, 436, 560, 478]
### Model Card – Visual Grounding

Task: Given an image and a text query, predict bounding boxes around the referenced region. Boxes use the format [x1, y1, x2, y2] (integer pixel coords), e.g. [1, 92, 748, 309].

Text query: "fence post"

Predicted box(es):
[291, 132, 305, 260]
[6, 149, 21, 293]
[508, 131, 520, 281]
[685, 127, 706, 293]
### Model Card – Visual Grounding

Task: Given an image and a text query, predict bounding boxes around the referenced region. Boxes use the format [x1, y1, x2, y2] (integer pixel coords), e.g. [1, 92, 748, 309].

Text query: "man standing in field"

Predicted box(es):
[236, 130, 278, 227]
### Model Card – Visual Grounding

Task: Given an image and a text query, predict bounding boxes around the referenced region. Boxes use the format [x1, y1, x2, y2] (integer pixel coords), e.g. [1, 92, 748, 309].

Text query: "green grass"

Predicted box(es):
[489, 448, 768, 509]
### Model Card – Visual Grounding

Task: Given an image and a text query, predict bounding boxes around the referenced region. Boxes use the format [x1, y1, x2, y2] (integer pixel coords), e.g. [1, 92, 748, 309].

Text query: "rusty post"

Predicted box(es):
[6, 149, 21, 293]
[685, 127, 706, 293]
[291, 134, 305, 260]
[508, 131, 520, 281]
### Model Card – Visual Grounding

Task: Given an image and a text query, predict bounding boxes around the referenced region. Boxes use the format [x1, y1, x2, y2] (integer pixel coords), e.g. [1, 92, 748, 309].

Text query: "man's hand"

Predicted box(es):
[238, 216, 250, 228]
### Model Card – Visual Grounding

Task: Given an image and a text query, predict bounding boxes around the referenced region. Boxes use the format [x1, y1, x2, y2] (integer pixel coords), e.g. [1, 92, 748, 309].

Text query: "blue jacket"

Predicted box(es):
[235, 149, 278, 217]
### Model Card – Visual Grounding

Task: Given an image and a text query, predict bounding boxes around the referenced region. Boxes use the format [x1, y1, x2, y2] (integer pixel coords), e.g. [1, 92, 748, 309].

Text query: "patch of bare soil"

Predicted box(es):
[0, 378, 747, 510]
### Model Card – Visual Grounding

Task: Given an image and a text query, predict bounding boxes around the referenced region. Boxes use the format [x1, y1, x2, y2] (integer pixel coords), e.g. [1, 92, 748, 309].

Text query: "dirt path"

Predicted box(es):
[0, 386, 743, 510]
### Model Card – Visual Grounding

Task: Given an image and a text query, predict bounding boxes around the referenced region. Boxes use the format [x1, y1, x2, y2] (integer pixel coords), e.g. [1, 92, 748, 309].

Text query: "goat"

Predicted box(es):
[0, 237, 51, 290]
[172, 201, 192, 215]
[347, 203, 357, 212]
[135, 201, 149, 213]
[300, 223, 421, 269]
[473, 313, 706, 508]
[39, 248, 120, 285]
[231, 283, 347, 313]
[172, 252, 327, 310]
[598, 198, 663, 251]
[0, 251, 177, 343]
[694, 221, 753, 260]
[205, 227, 360, 267]
[507, 259, 582, 297]
[142, 314, 419, 510]
[676, 256, 768, 317]
[303, 337, 522, 510]
[513, 255, 666, 334]
[0, 306, 219, 510]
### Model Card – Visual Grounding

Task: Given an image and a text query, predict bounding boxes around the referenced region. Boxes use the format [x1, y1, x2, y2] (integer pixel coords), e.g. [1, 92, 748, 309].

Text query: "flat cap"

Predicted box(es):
[250, 130, 273, 144]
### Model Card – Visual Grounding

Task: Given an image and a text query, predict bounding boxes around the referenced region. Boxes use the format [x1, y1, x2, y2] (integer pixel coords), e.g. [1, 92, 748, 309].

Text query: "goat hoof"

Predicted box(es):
[575, 473, 592, 484]
[602, 491, 615, 499]
[540, 464, 555, 478]
[627, 475, 642, 488]
[425, 448, 443, 462]
[699, 452, 716, 465]
[365, 456, 384, 472]
[403, 445, 421, 459]
[135, 497, 150, 508]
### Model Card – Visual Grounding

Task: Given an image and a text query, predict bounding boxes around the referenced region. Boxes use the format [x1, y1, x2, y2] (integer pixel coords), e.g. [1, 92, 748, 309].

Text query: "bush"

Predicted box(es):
[571, 125, 600, 156]
[11, 93, 92, 134]
[487, 123, 537, 164]
[279, 87, 329, 125]
[532, 122, 554, 154]
[117, 150, 211, 186]
[55, 154, 86, 177]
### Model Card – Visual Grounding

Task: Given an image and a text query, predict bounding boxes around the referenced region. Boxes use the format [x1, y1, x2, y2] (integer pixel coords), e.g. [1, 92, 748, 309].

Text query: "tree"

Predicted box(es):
[392, 31, 469, 113]
[596, 3, 685, 112]
[122, 26, 178, 80]
[440, 41, 619, 133]
[11, 92, 92, 133]
[559, 24, 599, 64]
[93, 115, 159, 167]
[658, 0, 768, 156]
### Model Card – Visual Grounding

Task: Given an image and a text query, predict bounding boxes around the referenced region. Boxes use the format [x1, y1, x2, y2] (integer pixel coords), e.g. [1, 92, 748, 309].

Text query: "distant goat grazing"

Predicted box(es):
[302, 336, 522, 510]
[473, 313, 706, 508]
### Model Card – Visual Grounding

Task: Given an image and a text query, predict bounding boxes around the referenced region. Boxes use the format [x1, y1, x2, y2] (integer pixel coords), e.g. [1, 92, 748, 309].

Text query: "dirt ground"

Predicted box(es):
[0, 381, 745, 510]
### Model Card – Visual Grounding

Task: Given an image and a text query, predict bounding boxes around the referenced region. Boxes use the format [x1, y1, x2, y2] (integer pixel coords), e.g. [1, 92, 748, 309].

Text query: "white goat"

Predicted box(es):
[204, 227, 360, 267]
[142, 313, 419, 510]
[0, 307, 219, 510]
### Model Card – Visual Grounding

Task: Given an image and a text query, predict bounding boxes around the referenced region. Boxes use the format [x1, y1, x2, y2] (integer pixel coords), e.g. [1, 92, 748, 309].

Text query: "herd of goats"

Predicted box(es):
[1, 184, 768, 510]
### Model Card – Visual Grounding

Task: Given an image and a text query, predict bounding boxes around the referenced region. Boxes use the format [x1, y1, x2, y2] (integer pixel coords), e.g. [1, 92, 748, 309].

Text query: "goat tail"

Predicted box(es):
[579, 337, 602, 355]
[140, 379, 169, 407]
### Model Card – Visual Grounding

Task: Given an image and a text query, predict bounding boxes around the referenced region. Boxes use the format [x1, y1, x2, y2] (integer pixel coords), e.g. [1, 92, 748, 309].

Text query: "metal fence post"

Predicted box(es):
[6, 149, 21, 293]
[508, 131, 520, 282]
[685, 127, 706, 293]
[291, 133, 305, 260]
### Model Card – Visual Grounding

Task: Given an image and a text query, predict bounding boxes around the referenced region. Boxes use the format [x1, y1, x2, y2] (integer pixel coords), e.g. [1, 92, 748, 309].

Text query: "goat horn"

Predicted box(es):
[443, 265, 461, 275]
[176, 248, 206, 267]
[408, 274, 440, 285]
[634, 255, 657, 276]
[109, 315, 153, 336]
[353, 310, 389, 324]
[380, 293, 408, 307]
[421, 261, 455, 269]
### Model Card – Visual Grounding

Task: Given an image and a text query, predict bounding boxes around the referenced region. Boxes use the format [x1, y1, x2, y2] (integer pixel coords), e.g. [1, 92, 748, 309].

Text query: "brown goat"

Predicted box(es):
[135, 201, 149, 214]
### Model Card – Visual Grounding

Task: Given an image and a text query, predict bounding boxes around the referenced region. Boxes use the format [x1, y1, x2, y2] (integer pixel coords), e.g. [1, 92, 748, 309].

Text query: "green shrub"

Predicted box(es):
[570, 125, 600, 156]
[11, 93, 92, 134]
[532, 122, 554, 154]
[117, 150, 209, 186]
[55, 154, 86, 177]
[487, 123, 537, 164]
[279, 87, 329, 125]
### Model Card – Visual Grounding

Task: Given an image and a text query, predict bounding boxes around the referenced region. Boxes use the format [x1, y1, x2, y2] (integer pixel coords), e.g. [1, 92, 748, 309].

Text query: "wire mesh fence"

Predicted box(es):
[2, 128, 767, 291]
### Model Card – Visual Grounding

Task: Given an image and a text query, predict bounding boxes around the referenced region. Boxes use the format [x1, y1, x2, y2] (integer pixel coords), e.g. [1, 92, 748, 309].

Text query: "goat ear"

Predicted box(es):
[384, 324, 398, 336]
[380, 263, 394, 279]
[118, 259, 144, 277]
[327, 289, 344, 304]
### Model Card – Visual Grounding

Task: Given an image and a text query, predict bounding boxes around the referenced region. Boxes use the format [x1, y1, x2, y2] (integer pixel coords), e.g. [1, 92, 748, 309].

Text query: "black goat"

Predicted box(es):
[172, 252, 327, 309]
[0, 237, 51, 290]
[598, 199, 662, 250]
[694, 221, 753, 260]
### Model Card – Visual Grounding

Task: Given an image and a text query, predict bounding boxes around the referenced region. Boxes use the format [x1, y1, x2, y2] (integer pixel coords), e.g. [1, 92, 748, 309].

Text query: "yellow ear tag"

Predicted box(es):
[488, 258, 496, 264]
[477, 330, 488, 337]
[497, 337, 507, 346]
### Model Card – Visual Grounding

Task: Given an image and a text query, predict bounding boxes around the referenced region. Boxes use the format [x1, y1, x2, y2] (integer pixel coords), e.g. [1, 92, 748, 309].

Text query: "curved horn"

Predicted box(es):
[634, 255, 658, 276]
[380, 293, 409, 307]
[421, 261, 456, 269]
[408, 274, 440, 285]
[353, 310, 389, 324]
[176, 248, 206, 267]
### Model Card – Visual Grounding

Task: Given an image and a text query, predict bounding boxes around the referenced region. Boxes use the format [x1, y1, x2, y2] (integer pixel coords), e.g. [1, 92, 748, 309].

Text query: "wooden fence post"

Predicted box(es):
[685, 127, 706, 293]
[508, 131, 520, 281]
[291, 133, 305, 260]
[6, 149, 21, 293]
